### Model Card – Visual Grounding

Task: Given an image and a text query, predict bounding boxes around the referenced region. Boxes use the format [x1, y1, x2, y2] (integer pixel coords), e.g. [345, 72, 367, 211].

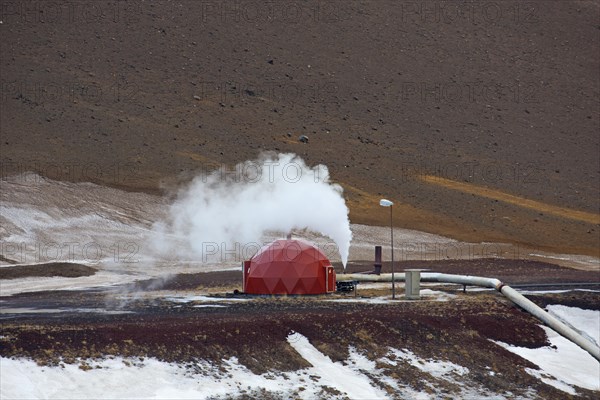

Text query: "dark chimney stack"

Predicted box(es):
[373, 245, 382, 275]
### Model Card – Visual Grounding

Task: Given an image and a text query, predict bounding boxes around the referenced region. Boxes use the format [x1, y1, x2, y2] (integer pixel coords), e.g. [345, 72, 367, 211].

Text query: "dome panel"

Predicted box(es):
[244, 239, 335, 295]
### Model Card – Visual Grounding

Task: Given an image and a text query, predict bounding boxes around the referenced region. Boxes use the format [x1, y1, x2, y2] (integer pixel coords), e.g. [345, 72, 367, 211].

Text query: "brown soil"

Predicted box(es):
[1, 0, 598, 257]
[1, 259, 599, 398]
[364, 258, 600, 286]
[117, 258, 600, 292]
[1, 291, 598, 399]
[0, 262, 97, 279]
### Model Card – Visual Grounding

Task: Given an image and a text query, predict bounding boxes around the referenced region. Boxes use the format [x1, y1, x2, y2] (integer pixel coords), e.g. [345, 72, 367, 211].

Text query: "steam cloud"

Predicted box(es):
[152, 153, 352, 267]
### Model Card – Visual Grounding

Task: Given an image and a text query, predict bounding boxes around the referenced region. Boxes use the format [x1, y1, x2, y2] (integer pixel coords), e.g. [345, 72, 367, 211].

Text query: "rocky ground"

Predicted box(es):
[1, 1, 598, 398]
[1, 0, 599, 256]
[1, 259, 599, 399]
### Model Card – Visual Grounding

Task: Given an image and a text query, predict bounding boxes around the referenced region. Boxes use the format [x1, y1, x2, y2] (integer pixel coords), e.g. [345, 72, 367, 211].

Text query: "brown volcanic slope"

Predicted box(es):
[1, 1, 599, 256]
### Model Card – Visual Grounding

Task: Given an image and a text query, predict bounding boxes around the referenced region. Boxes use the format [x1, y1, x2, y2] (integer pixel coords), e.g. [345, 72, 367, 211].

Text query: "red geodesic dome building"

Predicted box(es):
[243, 239, 336, 295]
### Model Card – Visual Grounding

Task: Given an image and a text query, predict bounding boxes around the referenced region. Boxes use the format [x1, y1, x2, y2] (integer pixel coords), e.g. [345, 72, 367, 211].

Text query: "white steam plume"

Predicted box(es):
[151, 153, 352, 267]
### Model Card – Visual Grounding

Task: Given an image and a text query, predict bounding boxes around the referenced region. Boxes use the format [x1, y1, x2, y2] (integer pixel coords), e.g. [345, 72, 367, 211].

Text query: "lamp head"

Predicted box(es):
[379, 199, 393, 207]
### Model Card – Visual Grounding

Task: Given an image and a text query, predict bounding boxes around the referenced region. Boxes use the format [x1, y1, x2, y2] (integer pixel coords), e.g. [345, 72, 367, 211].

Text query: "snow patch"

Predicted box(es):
[0, 356, 299, 400]
[0, 308, 132, 315]
[286, 331, 387, 399]
[0, 271, 134, 297]
[328, 290, 456, 303]
[546, 304, 600, 347]
[382, 348, 469, 378]
[193, 304, 228, 308]
[420, 289, 457, 301]
[327, 296, 394, 304]
[164, 295, 249, 303]
[493, 305, 600, 394]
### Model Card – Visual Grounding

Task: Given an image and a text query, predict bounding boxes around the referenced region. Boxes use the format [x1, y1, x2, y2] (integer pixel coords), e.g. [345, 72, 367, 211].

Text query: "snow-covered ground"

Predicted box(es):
[326, 288, 457, 303]
[2, 304, 597, 399]
[381, 347, 469, 378]
[0, 307, 131, 315]
[547, 304, 600, 347]
[164, 295, 251, 304]
[494, 305, 600, 395]
[0, 271, 139, 297]
[286, 332, 387, 398]
[3, 307, 598, 399]
[2, 174, 600, 399]
[0, 332, 541, 400]
[2, 174, 598, 296]
[1, 356, 310, 400]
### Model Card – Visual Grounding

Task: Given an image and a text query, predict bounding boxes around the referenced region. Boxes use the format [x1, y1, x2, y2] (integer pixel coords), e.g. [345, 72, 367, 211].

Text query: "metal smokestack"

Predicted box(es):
[374, 245, 382, 275]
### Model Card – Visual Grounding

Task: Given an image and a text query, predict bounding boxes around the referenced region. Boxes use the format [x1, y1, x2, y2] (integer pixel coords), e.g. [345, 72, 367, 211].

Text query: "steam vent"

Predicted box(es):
[243, 239, 336, 295]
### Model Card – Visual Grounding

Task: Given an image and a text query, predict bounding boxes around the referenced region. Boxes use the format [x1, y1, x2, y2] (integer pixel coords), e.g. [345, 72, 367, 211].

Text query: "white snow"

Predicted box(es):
[1, 332, 549, 400]
[0, 356, 298, 400]
[373, 347, 531, 399]
[328, 296, 395, 304]
[546, 304, 600, 347]
[0, 337, 389, 400]
[3, 173, 596, 297]
[328, 289, 456, 303]
[493, 305, 600, 394]
[382, 348, 469, 378]
[528, 253, 600, 270]
[164, 295, 250, 303]
[0, 271, 136, 297]
[419, 289, 457, 301]
[193, 304, 228, 308]
[355, 282, 390, 289]
[286, 332, 387, 399]
[0, 308, 132, 315]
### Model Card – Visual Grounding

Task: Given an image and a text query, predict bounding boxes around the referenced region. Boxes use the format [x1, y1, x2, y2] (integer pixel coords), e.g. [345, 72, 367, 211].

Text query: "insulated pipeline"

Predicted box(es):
[336, 272, 600, 361]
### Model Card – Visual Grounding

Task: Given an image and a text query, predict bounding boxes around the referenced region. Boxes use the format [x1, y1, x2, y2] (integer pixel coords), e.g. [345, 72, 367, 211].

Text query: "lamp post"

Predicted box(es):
[379, 199, 395, 299]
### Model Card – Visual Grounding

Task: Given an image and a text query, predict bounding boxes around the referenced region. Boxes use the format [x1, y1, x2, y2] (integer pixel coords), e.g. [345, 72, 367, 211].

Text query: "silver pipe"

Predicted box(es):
[500, 285, 600, 361]
[421, 272, 503, 290]
[337, 273, 404, 282]
[336, 272, 600, 361]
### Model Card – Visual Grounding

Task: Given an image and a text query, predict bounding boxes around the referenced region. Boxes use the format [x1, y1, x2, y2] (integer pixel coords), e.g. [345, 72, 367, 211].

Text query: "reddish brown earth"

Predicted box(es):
[2, 4, 598, 397]
[1, 0, 599, 257]
[1, 259, 599, 398]
[0, 262, 97, 279]
[170, 257, 600, 289]
[6, 258, 586, 289]
[1, 287, 598, 399]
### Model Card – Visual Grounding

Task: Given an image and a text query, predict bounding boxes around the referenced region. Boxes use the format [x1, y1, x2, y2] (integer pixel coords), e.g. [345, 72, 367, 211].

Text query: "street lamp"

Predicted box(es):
[379, 199, 395, 299]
